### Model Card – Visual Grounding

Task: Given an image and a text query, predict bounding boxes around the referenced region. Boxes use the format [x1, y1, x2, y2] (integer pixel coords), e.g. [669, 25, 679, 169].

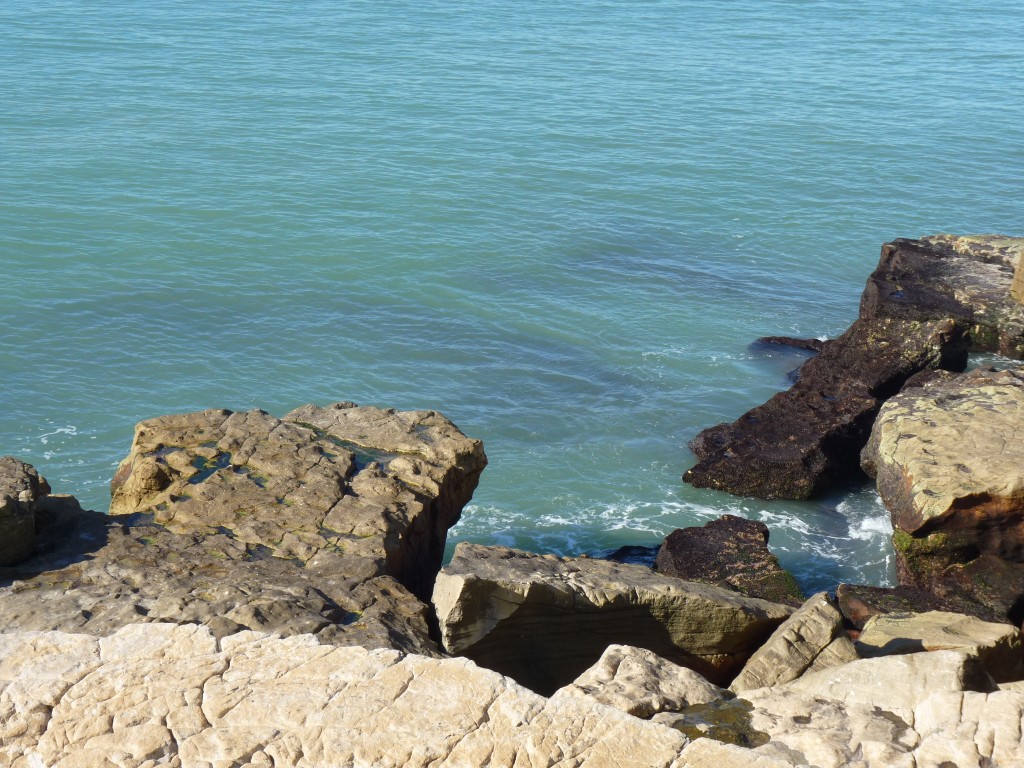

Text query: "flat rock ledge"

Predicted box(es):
[0, 403, 486, 655]
[5, 622, 1024, 768]
[684, 234, 1024, 499]
[0, 623, 690, 768]
[432, 543, 792, 694]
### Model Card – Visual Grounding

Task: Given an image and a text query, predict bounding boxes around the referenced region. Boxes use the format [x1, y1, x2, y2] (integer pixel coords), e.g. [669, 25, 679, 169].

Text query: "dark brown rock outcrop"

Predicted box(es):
[654, 515, 804, 606]
[684, 234, 1024, 500]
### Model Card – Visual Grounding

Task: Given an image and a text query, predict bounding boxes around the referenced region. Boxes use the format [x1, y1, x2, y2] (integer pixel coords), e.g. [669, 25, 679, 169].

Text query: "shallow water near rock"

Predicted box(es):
[3, 1, 1023, 594]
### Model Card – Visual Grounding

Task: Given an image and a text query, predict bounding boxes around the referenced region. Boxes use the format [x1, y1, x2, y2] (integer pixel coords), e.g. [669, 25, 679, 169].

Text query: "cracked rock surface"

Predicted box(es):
[0, 403, 485, 654]
[0, 623, 690, 768]
[4, 623, 1023, 767]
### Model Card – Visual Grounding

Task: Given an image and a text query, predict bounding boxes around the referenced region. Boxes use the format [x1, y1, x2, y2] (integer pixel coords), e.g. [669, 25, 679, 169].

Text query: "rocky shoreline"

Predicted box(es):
[2, 234, 1024, 767]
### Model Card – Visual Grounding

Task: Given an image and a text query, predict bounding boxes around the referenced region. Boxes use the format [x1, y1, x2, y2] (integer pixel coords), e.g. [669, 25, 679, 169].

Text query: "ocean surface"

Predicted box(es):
[3, 1, 1022, 593]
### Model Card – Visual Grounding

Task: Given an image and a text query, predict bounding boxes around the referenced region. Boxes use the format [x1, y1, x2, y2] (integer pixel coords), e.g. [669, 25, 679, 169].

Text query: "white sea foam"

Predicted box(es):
[38, 425, 77, 445]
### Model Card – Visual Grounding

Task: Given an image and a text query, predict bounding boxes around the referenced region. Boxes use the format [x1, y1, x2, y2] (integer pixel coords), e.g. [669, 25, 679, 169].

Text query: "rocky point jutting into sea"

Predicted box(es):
[2, 234, 1024, 767]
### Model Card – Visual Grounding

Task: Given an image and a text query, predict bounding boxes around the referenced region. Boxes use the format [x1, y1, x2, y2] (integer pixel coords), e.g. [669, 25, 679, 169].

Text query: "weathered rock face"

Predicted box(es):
[4, 622, 1023, 768]
[111, 403, 486, 601]
[654, 515, 803, 606]
[684, 314, 968, 499]
[0, 623, 691, 768]
[736, 683, 1024, 768]
[862, 366, 1024, 585]
[0, 457, 50, 566]
[685, 234, 1024, 500]
[870, 235, 1024, 357]
[730, 592, 858, 693]
[552, 644, 727, 719]
[432, 543, 792, 693]
[0, 403, 486, 654]
[857, 610, 1023, 683]
[783, 649, 997, 716]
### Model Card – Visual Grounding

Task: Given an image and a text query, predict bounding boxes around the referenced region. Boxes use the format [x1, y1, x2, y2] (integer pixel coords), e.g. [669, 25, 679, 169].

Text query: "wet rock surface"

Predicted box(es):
[685, 234, 1024, 500]
[0, 403, 486, 654]
[654, 515, 804, 606]
[432, 542, 792, 693]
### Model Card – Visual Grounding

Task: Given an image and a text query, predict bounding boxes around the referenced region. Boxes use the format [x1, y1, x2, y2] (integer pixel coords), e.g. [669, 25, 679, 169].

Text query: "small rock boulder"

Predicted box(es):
[552, 644, 727, 718]
[655, 515, 804, 605]
[857, 611, 1023, 683]
[730, 592, 858, 693]
[861, 366, 1024, 584]
[0, 457, 50, 566]
[432, 542, 792, 694]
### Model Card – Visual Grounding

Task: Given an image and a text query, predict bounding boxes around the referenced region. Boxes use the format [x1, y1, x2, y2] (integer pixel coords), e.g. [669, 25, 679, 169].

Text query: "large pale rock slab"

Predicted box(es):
[737, 687, 920, 768]
[782, 649, 995, 719]
[0, 623, 690, 768]
[433, 543, 792, 693]
[0, 403, 485, 654]
[553, 644, 726, 719]
[857, 610, 1024, 683]
[0, 457, 49, 566]
[862, 367, 1024, 584]
[730, 592, 858, 693]
[913, 690, 1024, 767]
[655, 515, 803, 606]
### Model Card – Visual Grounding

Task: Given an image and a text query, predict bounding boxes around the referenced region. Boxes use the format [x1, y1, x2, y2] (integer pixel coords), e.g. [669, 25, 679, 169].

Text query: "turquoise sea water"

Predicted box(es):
[3, 1, 1022, 592]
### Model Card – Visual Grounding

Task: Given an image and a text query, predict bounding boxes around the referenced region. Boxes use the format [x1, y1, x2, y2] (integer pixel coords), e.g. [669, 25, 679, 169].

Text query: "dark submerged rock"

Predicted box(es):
[654, 515, 804, 606]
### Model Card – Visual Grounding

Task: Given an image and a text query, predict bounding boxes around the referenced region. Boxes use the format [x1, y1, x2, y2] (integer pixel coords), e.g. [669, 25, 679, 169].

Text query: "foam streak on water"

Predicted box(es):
[2, 1, 1023, 591]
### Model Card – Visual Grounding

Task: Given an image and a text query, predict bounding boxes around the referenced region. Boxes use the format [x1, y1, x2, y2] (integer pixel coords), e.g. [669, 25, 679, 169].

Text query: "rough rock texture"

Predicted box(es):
[111, 403, 486, 600]
[0, 457, 50, 566]
[782, 649, 996, 715]
[906, 234, 1024, 355]
[862, 366, 1024, 584]
[0, 404, 485, 654]
[729, 592, 858, 693]
[0, 623, 691, 768]
[736, 686, 1024, 768]
[654, 515, 803, 606]
[685, 234, 1024, 500]
[4, 623, 1023, 768]
[857, 610, 1024, 683]
[552, 644, 726, 719]
[432, 543, 793, 693]
[685, 314, 968, 499]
